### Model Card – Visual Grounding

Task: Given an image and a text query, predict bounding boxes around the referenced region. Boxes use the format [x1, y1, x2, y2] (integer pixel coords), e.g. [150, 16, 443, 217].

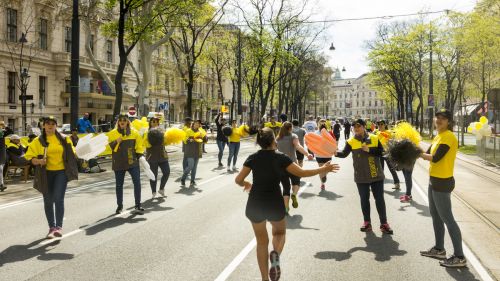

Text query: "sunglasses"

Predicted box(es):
[353, 124, 363, 128]
[118, 118, 128, 122]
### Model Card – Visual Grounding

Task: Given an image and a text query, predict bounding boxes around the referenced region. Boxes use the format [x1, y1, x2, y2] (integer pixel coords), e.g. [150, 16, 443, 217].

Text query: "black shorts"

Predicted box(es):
[246, 194, 286, 223]
[316, 157, 332, 164]
[280, 173, 301, 196]
[296, 151, 304, 161]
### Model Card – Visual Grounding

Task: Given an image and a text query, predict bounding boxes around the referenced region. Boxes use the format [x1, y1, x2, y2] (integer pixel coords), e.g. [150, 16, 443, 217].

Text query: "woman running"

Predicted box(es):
[276, 122, 313, 212]
[227, 120, 243, 172]
[314, 119, 333, 190]
[24, 116, 79, 238]
[143, 117, 170, 199]
[419, 109, 466, 268]
[235, 127, 339, 281]
[108, 114, 145, 214]
[335, 119, 393, 234]
[291, 120, 306, 167]
[181, 120, 208, 186]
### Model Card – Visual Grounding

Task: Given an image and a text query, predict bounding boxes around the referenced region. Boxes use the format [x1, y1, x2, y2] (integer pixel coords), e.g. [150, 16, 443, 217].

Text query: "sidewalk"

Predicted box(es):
[417, 142, 500, 280]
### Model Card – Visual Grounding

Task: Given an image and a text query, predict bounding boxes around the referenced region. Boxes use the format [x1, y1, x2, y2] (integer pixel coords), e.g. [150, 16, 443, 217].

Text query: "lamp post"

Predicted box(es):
[20, 67, 30, 136]
[70, 0, 80, 131]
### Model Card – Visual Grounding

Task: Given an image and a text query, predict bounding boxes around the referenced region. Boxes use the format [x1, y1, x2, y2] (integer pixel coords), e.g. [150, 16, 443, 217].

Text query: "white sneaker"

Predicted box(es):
[227, 167, 231, 172]
[232, 166, 237, 171]
[152, 192, 157, 199]
[158, 189, 165, 197]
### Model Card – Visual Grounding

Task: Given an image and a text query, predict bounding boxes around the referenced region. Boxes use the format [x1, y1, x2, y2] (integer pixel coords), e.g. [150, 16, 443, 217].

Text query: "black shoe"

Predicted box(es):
[181, 179, 186, 186]
[115, 205, 123, 214]
[190, 181, 197, 187]
[134, 205, 145, 213]
[218, 162, 223, 167]
[0, 184, 6, 192]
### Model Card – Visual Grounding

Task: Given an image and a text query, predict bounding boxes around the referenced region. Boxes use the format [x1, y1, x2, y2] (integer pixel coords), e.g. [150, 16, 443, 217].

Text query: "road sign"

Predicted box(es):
[221, 105, 229, 113]
[19, 95, 33, 100]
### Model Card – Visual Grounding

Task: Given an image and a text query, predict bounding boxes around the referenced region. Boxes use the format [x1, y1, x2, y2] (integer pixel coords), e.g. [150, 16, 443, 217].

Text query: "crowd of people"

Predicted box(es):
[0, 108, 466, 280]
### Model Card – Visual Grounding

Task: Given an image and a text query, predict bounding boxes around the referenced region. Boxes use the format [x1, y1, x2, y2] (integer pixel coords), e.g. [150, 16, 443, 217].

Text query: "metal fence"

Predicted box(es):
[477, 136, 500, 165]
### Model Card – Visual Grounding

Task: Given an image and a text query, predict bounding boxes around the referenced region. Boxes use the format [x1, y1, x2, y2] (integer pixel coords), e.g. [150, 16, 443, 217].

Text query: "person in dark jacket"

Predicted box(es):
[344, 121, 351, 140]
[333, 121, 341, 141]
[336, 118, 393, 235]
[214, 113, 228, 167]
[143, 117, 170, 199]
[77, 112, 96, 134]
[6, 134, 29, 166]
[181, 120, 207, 187]
[0, 123, 6, 191]
[24, 116, 79, 239]
[108, 114, 145, 214]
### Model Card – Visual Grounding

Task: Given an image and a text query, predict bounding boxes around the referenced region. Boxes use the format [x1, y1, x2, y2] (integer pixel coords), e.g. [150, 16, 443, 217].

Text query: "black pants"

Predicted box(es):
[344, 129, 350, 140]
[380, 157, 400, 184]
[402, 169, 413, 196]
[356, 180, 387, 224]
[149, 161, 170, 193]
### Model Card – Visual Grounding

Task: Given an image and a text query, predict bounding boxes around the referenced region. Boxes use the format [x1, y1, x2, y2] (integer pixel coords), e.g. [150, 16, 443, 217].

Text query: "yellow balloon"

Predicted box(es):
[467, 126, 472, 133]
[141, 117, 147, 122]
[475, 122, 482, 130]
[479, 116, 488, 125]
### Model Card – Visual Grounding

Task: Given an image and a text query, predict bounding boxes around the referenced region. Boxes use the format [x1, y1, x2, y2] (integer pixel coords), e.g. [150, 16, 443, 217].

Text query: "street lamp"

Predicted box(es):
[329, 43, 335, 51]
[20, 67, 30, 136]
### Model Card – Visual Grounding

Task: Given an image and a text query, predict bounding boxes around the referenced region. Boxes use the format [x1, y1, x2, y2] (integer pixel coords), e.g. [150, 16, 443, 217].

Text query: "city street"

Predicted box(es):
[0, 138, 497, 281]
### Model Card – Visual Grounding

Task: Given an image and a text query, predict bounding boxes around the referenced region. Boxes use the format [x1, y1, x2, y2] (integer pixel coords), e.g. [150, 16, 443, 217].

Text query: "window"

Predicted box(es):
[89, 34, 94, 53]
[8, 72, 16, 103]
[375, 100, 378, 106]
[7, 8, 17, 42]
[65, 27, 72, 52]
[106, 40, 113, 62]
[362, 101, 365, 107]
[65, 79, 71, 93]
[39, 76, 47, 106]
[369, 101, 371, 107]
[40, 19, 48, 50]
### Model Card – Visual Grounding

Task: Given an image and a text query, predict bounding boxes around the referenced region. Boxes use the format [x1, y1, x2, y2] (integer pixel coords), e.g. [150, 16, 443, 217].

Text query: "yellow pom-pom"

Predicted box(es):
[479, 116, 488, 125]
[475, 122, 482, 130]
[393, 122, 421, 145]
[238, 125, 250, 137]
[165, 128, 186, 145]
[467, 126, 472, 133]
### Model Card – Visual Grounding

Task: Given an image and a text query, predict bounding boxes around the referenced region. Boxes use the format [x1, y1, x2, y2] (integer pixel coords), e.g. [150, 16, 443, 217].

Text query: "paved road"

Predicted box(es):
[0, 140, 491, 280]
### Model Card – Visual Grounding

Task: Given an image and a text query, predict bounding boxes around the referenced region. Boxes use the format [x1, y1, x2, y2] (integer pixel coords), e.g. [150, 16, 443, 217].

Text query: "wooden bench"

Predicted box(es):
[5, 165, 31, 182]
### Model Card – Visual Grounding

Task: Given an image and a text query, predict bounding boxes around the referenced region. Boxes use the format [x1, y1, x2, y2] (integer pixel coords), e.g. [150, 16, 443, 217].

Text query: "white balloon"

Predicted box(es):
[139, 156, 155, 181]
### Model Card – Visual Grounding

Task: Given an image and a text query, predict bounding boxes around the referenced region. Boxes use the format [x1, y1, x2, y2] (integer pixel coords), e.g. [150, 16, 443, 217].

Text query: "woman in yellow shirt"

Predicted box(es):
[227, 120, 243, 172]
[419, 109, 466, 268]
[24, 116, 78, 239]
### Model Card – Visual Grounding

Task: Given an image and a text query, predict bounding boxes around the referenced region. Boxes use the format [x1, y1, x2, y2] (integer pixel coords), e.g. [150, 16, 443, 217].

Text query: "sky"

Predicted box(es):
[314, 0, 477, 79]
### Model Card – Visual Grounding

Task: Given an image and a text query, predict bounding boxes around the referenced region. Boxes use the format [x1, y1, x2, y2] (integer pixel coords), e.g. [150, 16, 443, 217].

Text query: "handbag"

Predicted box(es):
[33, 148, 48, 195]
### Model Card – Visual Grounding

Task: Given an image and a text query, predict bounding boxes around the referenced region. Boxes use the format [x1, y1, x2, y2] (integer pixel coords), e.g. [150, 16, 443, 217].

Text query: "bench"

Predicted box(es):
[5, 165, 31, 182]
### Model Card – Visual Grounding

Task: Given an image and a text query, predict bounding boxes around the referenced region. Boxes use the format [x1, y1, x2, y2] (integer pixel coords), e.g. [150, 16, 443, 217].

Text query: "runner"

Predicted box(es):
[302, 115, 317, 134]
[375, 120, 401, 190]
[419, 109, 466, 268]
[276, 121, 313, 212]
[227, 120, 243, 172]
[143, 117, 170, 199]
[24, 116, 79, 238]
[333, 120, 341, 141]
[264, 116, 282, 136]
[315, 119, 333, 190]
[291, 120, 306, 167]
[181, 120, 208, 187]
[108, 114, 145, 214]
[214, 113, 228, 167]
[335, 118, 394, 234]
[344, 120, 351, 140]
[235, 127, 339, 281]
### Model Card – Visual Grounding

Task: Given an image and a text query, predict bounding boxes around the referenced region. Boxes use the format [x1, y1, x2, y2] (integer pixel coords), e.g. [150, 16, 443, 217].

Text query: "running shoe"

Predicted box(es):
[392, 183, 400, 190]
[134, 205, 145, 213]
[152, 192, 157, 199]
[218, 162, 223, 167]
[46, 227, 56, 239]
[54, 227, 63, 237]
[190, 181, 197, 187]
[440, 255, 467, 268]
[360, 221, 372, 232]
[400, 195, 412, 203]
[269, 250, 281, 281]
[0, 184, 6, 192]
[115, 205, 123, 214]
[158, 189, 165, 197]
[320, 184, 325, 190]
[181, 179, 186, 186]
[232, 166, 238, 171]
[291, 194, 299, 208]
[380, 223, 394, 234]
[227, 167, 231, 172]
[420, 247, 447, 259]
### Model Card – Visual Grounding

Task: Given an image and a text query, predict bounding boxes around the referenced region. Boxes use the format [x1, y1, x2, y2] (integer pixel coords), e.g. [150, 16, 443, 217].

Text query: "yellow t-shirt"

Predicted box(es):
[229, 127, 241, 143]
[24, 135, 73, 171]
[429, 130, 457, 178]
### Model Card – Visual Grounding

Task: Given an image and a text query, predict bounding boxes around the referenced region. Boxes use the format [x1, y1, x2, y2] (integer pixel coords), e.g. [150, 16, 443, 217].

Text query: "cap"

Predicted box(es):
[43, 116, 58, 124]
[435, 108, 452, 120]
[353, 118, 366, 127]
[117, 114, 129, 120]
[377, 120, 387, 125]
[9, 134, 20, 140]
[184, 117, 193, 122]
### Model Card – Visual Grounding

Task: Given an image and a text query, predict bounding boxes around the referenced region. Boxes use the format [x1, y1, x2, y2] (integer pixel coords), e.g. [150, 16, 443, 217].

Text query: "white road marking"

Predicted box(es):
[35, 174, 226, 247]
[412, 179, 494, 281]
[214, 183, 311, 281]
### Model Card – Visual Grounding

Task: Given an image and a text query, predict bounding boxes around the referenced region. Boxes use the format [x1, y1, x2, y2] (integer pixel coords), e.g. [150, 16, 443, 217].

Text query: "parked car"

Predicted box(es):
[57, 124, 71, 134]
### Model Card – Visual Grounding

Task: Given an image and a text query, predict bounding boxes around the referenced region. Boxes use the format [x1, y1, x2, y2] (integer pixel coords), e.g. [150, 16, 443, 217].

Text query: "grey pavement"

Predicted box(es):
[0, 137, 497, 281]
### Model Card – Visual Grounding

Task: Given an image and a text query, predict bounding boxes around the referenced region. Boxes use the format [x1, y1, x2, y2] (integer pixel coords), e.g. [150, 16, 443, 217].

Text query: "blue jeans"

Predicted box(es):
[217, 140, 227, 164]
[428, 186, 464, 256]
[115, 165, 141, 206]
[182, 158, 199, 183]
[228, 142, 240, 167]
[356, 180, 387, 224]
[43, 170, 68, 228]
[149, 161, 170, 192]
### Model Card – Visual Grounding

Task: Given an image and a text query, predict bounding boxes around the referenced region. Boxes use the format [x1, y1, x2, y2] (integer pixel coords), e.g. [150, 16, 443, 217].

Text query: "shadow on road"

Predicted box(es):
[298, 190, 343, 201]
[385, 190, 430, 217]
[286, 214, 319, 231]
[314, 232, 407, 262]
[84, 213, 147, 236]
[446, 267, 481, 281]
[0, 239, 73, 266]
[175, 186, 203, 196]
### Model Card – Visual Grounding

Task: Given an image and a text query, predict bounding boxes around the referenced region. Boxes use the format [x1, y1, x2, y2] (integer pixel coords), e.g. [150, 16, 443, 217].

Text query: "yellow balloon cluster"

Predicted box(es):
[164, 128, 186, 145]
[238, 124, 250, 137]
[467, 117, 492, 140]
[131, 117, 149, 135]
[393, 122, 421, 145]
